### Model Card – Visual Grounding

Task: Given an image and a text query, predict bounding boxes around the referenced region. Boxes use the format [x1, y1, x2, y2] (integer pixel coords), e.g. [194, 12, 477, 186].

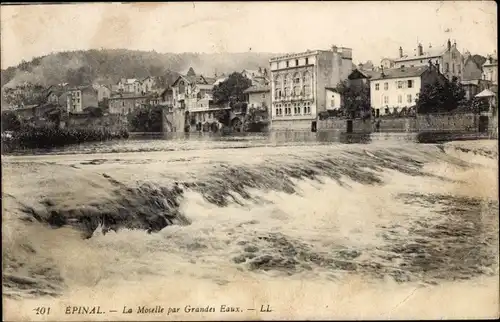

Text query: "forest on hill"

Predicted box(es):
[1, 49, 278, 89]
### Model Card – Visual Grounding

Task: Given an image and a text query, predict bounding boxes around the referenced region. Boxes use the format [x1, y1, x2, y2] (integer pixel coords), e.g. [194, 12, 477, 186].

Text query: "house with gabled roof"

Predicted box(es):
[393, 39, 463, 81]
[370, 62, 446, 116]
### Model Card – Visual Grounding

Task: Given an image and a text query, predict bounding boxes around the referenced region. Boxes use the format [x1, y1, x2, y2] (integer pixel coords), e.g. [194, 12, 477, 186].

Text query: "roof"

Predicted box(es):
[204, 77, 216, 84]
[483, 57, 498, 67]
[109, 93, 150, 100]
[242, 69, 261, 76]
[126, 78, 139, 84]
[349, 69, 381, 80]
[325, 87, 340, 93]
[243, 85, 270, 93]
[395, 45, 447, 62]
[67, 85, 95, 92]
[172, 74, 209, 87]
[197, 84, 214, 90]
[461, 80, 481, 86]
[476, 89, 496, 98]
[370, 65, 430, 81]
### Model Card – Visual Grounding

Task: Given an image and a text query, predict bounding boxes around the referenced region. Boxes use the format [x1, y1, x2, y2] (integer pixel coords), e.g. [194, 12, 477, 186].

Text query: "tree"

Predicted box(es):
[128, 105, 163, 132]
[1, 111, 22, 132]
[416, 76, 465, 114]
[214, 109, 230, 125]
[212, 72, 252, 106]
[334, 79, 371, 119]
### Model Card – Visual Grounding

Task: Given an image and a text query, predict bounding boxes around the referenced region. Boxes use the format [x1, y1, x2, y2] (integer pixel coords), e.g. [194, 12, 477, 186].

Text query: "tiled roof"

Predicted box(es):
[395, 45, 447, 62]
[371, 66, 429, 81]
[243, 85, 270, 93]
[109, 93, 150, 99]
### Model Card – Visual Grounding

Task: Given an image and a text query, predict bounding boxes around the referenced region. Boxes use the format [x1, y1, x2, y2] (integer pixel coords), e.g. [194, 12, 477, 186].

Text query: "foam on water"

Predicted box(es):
[2, 139, 499, 320]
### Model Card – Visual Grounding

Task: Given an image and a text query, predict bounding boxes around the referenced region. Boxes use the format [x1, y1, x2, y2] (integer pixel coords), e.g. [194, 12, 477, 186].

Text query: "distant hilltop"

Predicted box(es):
[1, 49, 279, 89]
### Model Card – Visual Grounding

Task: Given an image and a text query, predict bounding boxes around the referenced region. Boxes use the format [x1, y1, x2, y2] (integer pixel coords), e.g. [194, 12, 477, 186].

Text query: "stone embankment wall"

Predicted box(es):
[318, 113, 484, 133]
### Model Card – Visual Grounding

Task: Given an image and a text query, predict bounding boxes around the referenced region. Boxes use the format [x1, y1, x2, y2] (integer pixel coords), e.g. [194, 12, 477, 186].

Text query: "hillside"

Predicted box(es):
[1, 49, 279, 89]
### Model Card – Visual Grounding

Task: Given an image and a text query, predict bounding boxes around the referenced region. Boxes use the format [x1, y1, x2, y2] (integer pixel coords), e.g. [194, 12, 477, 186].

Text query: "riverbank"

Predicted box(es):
[1, 126, 129, 154]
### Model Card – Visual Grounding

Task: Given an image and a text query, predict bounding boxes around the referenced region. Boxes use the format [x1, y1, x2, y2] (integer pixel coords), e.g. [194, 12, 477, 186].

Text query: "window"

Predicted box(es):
[384, 82, 388, 90]
[458, 65, 461, 74]
[297, 104, 302, 115]
[294, 73, 300, 84]
[410, 65, 414, 67]
[303, 72, 311, 96]
[375, 83, 380, 91]
[384, 96, 389, 104]
[398, 95, 402, 103]
[122, 102, 125, 107]
[445, 63, 450, 72]
[407, 80, 413, 88]
[304, 102, 311, 114]
[385, 107, 389, 114]
[305, 58, 309, 64]
[262, 94, 266, 98]
[407, 94, 412, 103]
[286, 61, 289, 68]
[295, 59, 299, 66]
[397, 81, 403, 89]
[452, 64, 455, 73]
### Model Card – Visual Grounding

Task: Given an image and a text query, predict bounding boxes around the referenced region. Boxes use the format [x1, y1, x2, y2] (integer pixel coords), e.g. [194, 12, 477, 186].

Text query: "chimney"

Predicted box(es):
[447, 39, 451, 50]
[418, 43, 423, 56]
[332, 45, 338, 53]
[399, 46, 403, 58]
[453, 39, 456, 47]
[380, 66, 385, 77]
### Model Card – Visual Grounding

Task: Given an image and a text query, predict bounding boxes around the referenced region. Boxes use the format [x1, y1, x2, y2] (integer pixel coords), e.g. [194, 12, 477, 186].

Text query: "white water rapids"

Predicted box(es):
[2, 136, 499, 320]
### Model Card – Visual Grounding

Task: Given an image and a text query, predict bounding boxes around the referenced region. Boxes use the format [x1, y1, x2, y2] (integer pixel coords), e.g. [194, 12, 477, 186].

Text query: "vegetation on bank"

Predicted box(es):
[1, 111, 128, 153]
[128, 105, 163, 132]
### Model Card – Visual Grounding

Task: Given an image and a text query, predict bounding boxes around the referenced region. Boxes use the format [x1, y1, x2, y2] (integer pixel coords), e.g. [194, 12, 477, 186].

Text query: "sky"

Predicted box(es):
[0, 1, 497, 69]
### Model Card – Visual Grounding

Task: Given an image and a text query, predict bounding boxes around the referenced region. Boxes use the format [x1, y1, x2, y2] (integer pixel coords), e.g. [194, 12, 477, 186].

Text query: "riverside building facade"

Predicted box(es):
[269, 45, 353, 131]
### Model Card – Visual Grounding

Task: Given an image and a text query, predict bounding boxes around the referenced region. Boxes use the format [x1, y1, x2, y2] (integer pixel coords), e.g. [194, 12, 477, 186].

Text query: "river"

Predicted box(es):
[2, 132, 499, 320]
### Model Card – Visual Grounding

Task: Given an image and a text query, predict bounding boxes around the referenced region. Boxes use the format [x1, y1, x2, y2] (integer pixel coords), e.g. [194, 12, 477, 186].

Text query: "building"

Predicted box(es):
[141, 77, 157, 94]
[369, 62, 445, 116]
[159, 87, 174, 107]
[462, 52, 487, 82]
[242, 68, 270, 86]
[92, 84, 112, 102]
[324, 87, 342, 111]
[66, 86, 98, 113]
[393, 39, 463, 81]
[461, 79, 492, 101]
[269, 45, 353, 130]
[347, 69, 380, 89]
[380, 58, 396, 69]
[117, 78, 142, 94]
[482, 54, 498, 86]
[108, 93, 151, 115]
[44, 84, 68, 105]
[244, 85, 271, 111]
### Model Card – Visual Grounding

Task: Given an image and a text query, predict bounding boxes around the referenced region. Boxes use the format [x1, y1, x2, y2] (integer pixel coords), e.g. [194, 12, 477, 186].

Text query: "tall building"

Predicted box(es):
[393, 39, 463, 81]
[269, 45, 353, 130]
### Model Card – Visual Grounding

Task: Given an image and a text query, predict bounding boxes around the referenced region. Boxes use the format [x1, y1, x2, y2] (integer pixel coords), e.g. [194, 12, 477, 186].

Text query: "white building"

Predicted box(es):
[325, 88, 342, 110]
[269, 45, 353, 130]
[482, 54, 498, 86]
[117, 78, 142, 94]
[370, 62, 444, 116]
